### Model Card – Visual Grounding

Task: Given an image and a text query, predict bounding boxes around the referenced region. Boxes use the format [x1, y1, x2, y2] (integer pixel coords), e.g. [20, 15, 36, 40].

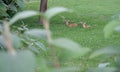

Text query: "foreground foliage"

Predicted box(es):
[0, 0, 25, 19]
[89, 13, 120, 72]
[0, 7, 90, 72]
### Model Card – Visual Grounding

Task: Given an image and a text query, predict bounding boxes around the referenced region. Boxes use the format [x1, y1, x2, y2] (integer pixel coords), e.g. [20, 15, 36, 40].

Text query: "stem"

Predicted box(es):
[42, 19, 52, 43]
[3, 21, 16, 55]
[49, 45, 60, 67]
[43, 19, 60, 68]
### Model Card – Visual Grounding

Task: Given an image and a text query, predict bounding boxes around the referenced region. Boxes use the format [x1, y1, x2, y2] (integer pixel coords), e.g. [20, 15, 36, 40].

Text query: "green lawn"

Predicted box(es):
[15, 0, 120, 71]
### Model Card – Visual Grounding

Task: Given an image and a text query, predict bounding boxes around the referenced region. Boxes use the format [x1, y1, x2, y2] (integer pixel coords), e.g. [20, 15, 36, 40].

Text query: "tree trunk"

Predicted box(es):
[39, 0, 48, 24]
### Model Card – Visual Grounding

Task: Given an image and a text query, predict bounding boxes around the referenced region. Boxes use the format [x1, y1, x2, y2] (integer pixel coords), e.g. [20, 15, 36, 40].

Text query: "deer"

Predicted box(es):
[60, 15, 78, 27]
[64, 20, 78, 27]
[80, 21, 91, 28]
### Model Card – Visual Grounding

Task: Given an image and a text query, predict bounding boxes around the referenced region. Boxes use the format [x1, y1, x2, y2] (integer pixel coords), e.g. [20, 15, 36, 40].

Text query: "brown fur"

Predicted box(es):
[60, 16, 78, 27]
[81, 21, 91, 28]
[61, 16, 91, 28]
[64, 20, 78, 27]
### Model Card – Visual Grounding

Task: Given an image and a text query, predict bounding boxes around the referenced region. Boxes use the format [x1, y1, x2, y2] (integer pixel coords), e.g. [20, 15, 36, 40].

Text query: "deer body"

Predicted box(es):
[81, 22, 91, 28]
[65, 20, 78, 27]
[61, 16, 91, 28]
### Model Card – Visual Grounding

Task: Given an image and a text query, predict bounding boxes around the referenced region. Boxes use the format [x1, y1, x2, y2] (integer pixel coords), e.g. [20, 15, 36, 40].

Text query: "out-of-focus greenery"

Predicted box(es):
[1, 0, 120, 72]
[0, 7, 90, 72]
[89, 13, 120, 72]
[22, 0, 120, 71]
[0, 0, 25, 19]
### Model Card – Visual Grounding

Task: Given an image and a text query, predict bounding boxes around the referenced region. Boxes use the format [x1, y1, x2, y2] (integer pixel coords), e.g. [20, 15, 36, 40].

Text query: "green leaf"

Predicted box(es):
[29, 46, 40, 54]
[24, 29, 49, 40]
[9, 4, 17, 12]
[0, 22, 3, 34]
[111, 13, 120, 20]
[115, 26, 120, 32]
[0, 34, 22, 49]
[89, 47, 120, 59]
[103, 20, 120, 38]
[114, 57, 120, 67]
[34, 42, 46, 51]
[44, 7, 71, 21]
[9, 11, 39, 25]
[0, 35, 5, 49]
[0, 2, 7, 11]
[52, 38, 90, 58]
[0, 2, 8, 17]
[0, 11, 8, 17]
[0, 50, 36, 72]
[0, 35, 6, 48]
[11, 35, 22, 49]
[16, 0, 25, 10]
[36, 58, 49, 72]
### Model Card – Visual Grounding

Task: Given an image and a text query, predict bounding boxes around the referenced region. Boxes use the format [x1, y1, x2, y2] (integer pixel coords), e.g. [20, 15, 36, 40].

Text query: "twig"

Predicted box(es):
[3, 21, 16, 55]
[43, 19, 60, 68]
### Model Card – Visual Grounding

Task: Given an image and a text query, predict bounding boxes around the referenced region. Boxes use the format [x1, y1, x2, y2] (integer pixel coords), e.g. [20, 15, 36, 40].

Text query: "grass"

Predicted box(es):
[14, 0, 120, 71]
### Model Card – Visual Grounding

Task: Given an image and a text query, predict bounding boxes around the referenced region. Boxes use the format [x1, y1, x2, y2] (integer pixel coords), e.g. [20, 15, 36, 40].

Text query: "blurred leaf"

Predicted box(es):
[25, 29, 49, 40]
[0, 2, 7, 12]
[0, 50, 36, 72]
[115, 26, 120, 32]
[0, 43, 4, 50]
[11, 34, 22, 49]
[0, 35, 6, 48]
[0, 20, 2, 24]
[29, 46, 40, 54]
[52, 38, 90, 58]
[9, 4, 17, 12]
[34, 42, 46, 51]
[0, 34, 22, 49]
[88, 67, 117, 72]
[0, 11, 8, 17]
[0, 35, 5, 49]
[89, 47, 120, 59]
[103, 20, 120, 38]
[36, 58, 49, 72]
[0, 2, 8, 17]
[51, 67, 80, 72]
[0, 21, 3, 33]
[44, 7, 71, 21]
[114, 57, 120, 67]
[111, 13, 120, 20]
[9, 11, 39, 25]
[56, 48, 74, 61]
[16, 0, 25, 10]
[98, 62, 110, 68]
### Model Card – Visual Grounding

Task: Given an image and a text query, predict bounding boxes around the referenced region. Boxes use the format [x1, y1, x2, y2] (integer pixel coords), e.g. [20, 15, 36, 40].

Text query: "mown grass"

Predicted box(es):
[14, 0, 120, 71]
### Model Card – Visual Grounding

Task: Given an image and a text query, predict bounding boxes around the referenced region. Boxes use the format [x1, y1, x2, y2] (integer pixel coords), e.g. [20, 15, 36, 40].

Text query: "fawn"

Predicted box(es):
[61, 16, 91, 28]
[64, 20, 78, 27]
[81, 21, 91, 28]
[61, 16, 78, 27]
